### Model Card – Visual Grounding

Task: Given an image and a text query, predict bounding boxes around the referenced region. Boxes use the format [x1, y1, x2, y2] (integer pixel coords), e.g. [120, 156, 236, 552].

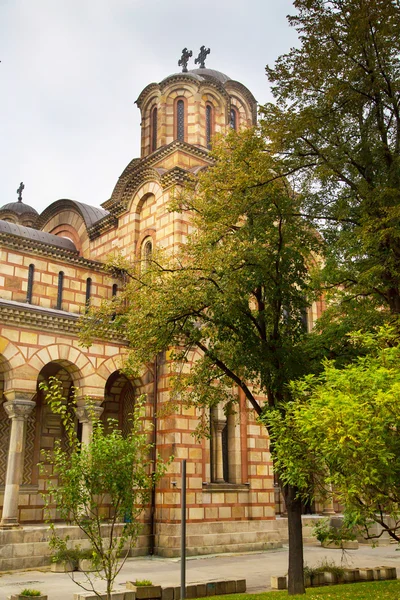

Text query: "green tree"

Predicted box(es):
[82, 128, 321, 595]
[263, 0, 400, 339]
[39, 377, 167, 600]
[265, 328, 400, 543]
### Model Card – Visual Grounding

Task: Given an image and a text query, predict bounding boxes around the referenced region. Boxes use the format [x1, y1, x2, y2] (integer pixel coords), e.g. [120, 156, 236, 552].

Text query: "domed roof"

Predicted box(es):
[0, 201, 38, 216]
[159, 68, 231, 86]
[0, 220, 77, 251]
[188, 68, 231, 83]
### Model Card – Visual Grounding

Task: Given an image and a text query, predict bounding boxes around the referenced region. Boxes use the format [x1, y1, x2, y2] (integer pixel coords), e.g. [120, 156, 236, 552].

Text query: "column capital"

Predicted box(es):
[214, 419, 227, 433]
[76, 404, 104, 423]
[3, 399, 36, 421]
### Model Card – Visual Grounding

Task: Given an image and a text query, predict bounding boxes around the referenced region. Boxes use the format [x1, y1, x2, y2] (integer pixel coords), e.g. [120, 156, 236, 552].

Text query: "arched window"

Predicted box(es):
[230, 107, 238, 131]
[56, 271, 64, 310]
[85, 277, 92, 311]
[151, 106, 158, 152]
[206, 103, 214, 149]
[26, 264, 34, 303]
[176, 99, 185, 142]
[141, 237, 153, 271]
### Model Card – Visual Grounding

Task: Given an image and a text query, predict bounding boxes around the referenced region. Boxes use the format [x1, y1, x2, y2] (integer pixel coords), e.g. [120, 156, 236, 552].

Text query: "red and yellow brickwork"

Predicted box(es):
[0, 65, 320, 557]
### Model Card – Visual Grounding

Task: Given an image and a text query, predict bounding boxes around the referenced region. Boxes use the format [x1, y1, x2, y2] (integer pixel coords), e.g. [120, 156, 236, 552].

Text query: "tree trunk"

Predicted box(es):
[283, 483, 305, 595]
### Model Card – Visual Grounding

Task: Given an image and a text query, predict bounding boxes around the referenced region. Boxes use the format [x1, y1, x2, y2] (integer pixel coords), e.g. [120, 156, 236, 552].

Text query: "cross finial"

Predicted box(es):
[195, 46, 210, 69]
[17, 182, 24, 202]
[178, 48, 192, 73]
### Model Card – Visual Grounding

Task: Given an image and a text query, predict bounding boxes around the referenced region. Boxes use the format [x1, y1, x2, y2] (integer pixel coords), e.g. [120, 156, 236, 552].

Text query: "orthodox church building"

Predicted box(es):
[0, 50, 326, 567]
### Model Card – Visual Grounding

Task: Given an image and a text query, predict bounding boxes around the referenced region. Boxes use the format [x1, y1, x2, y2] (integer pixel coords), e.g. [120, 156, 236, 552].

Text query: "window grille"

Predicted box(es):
[56, 271, 64, 310]
[230, 107, 237, 130]
[151, 107, 158, 152]
[206, 104, 213, 149]
[177, 99, 185, 141]
[27, 264, 34, 303]
[85, 277, 92, 311]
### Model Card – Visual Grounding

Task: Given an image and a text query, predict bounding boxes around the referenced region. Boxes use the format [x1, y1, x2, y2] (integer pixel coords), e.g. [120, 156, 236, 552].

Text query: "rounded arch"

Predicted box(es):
[97, 355, 147, 390]
[135, 192, 156, 216]
[48, 224, 83, 253]
[136, 229, 156, 259]
[37, 199, 108, 232]
[0, 337, 33, 396]
[126, 180, 163, 215]
[28, 344, 91, 386]
[0, 337, 26, 374]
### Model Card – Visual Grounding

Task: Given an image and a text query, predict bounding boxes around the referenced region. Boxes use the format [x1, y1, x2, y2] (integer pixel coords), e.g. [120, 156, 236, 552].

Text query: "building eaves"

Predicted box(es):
[0, 232, 105, 272]
[0, 299, 127, 343]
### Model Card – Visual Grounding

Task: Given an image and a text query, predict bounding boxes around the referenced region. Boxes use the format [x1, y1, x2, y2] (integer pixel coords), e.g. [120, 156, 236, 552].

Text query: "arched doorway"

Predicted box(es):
[103, 371, 136, 436]
[35, 361, 77, 522]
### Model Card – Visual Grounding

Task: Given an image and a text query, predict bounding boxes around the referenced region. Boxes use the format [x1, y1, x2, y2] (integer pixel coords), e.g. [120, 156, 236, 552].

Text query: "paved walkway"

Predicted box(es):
[1, 543, 399, 599]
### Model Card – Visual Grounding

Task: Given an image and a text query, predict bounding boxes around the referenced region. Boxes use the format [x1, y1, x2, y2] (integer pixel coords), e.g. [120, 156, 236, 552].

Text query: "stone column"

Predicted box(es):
[213, 419, 226, 483]
[0, 396, 35, 528]
[322, 484, 336, 515]
[76, 403, 104, 445]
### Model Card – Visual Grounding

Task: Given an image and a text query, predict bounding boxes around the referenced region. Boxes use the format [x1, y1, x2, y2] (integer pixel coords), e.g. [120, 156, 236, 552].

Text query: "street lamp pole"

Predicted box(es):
[181, 458, 187, 600]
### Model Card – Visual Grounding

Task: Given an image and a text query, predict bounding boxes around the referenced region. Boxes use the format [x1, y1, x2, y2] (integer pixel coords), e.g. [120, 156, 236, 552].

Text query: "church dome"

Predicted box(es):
[136, 57, 257, 158]
[188, 68, 231, 84]
[159, 68, 232, 86]
[0, 185, 39, 227]
[0, 201, 38, 216]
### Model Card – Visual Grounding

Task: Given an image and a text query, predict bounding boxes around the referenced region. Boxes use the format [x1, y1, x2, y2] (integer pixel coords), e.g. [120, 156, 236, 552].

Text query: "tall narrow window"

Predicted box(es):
[230, 107, 238, 130]
[26, 264, 34, 303]
[206, 104, 213, 149]
[176, 99, 185, 141]
[56, 271, 64, 310]
[142, 238, 153, 270]
[111, 283, 118, 321]
[85, 277, 92, 311]
[151, 107, 158, 152]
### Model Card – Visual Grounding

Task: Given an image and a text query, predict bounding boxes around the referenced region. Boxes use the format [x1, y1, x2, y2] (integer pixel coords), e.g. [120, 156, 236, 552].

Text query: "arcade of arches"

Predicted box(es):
[0, 56, 332, 564]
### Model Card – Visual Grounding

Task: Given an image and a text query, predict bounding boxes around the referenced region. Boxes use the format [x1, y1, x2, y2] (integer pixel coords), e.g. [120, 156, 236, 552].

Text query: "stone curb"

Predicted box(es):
[72, 579, 246, 600]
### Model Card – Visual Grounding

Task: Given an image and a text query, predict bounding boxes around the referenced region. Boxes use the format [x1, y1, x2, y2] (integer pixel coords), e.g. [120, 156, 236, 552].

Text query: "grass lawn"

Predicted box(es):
[198, 580, 400, 599]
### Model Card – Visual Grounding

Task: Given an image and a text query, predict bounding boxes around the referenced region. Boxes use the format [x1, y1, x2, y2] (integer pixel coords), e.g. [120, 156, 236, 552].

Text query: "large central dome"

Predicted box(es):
[187, 68, 231, 84]
[135, 62, 257, 158]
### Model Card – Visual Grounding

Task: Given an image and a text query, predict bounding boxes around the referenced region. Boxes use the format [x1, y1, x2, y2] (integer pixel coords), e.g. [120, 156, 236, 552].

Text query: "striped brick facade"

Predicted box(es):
[0, 66, 325, 556]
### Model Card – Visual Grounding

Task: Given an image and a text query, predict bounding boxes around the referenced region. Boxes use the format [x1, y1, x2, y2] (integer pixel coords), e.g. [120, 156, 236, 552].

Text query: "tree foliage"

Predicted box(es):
[265, 328, 400, 542]
[82, 129, 318, 413]
[39, 377, 167, 600]
[81, 128, 320, 595]
[263, 0, 400, 326]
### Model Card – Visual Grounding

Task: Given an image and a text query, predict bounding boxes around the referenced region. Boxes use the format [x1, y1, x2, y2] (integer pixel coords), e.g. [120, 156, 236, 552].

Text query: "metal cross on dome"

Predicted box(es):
[178, 48, 192, 73]
[17, 181, 24, 202]
[195, 46, 210, 69]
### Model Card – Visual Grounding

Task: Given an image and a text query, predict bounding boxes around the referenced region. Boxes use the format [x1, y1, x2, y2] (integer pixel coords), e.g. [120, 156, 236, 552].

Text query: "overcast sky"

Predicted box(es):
[0, 0, 298, 214]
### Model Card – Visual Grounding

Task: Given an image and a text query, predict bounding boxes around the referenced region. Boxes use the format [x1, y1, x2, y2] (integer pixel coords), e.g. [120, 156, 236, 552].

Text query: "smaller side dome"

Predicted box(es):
[0, 199, 39, 228]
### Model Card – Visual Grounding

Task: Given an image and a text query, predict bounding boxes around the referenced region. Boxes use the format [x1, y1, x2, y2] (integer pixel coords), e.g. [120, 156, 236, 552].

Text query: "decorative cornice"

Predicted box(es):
[87, 213, 118, 240]
[0, 233, 105, 271]
[160, 166, 193, 189]
[0, 299, 126, 343]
